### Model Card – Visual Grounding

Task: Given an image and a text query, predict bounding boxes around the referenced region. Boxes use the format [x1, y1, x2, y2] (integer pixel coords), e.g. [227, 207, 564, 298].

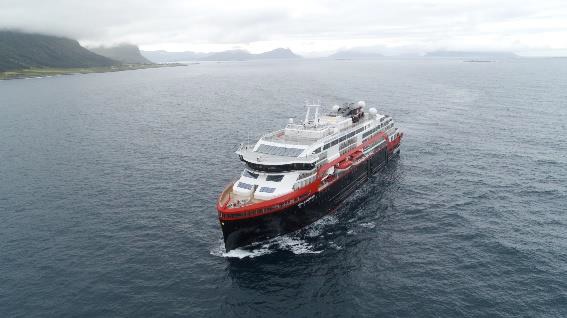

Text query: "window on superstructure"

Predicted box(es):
[259, 187, 276, 193]
[237, 182, 253, 190]
[339, 137, 356, 150]
[244, 162, 315, 172]
[312, 147, 321, 154]
[266, 175, 284, 182]
[242, 170, 259, 179]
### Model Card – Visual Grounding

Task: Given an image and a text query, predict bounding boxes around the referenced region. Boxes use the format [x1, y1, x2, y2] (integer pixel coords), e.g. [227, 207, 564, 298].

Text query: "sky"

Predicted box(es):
[1, 0, 567, 56]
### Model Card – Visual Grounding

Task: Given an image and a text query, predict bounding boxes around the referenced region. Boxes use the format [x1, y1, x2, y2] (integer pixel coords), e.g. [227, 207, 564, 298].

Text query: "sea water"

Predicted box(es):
[1, 59, 566, 317]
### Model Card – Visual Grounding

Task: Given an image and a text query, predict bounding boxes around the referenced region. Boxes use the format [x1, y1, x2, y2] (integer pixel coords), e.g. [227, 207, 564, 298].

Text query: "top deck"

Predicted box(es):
[260, 113, 378, 147]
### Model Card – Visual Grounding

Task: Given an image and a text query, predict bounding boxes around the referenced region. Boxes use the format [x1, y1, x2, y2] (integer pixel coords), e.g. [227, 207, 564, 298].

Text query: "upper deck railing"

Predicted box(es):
[260, 127, 325, 145]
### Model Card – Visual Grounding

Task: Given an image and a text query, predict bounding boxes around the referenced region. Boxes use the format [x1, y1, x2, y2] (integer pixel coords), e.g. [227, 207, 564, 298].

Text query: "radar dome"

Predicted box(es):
[288, 118, 294, 124]
[332, 105, 340, 112]
[369, 107, 378, 116]
[357, 101, 366, 108]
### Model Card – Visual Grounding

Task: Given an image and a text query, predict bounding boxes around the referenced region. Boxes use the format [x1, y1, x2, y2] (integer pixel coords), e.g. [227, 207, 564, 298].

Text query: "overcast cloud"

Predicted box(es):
[1, 0, 566, 55]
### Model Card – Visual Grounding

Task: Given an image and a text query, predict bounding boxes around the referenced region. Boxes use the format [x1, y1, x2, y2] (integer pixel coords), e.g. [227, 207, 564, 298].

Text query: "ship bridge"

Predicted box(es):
[236, 143, 318, 172]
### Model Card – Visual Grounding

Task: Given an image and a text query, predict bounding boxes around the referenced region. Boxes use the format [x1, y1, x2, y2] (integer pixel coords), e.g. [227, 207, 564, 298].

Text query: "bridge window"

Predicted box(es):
[245, 162, 315, 172]
[242, 170, 259, 179]
[266, 175, 284, 182]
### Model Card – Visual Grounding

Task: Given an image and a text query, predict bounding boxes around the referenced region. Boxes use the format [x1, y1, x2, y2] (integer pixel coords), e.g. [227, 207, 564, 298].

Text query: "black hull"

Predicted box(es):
[220, 146, 399, 251]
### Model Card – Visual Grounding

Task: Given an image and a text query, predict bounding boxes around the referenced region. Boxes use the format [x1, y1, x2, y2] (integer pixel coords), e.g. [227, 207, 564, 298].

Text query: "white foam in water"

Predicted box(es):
[221, 247, 272, 259]
[210, 227, 328, 258]
[210, 240, 273, 259]
[272, 235, 323, 254]
[360, 222, 376, 229]
[210, 235, 322, 258]
[329, 241, 343, 250]
[304, 215, 339, 237]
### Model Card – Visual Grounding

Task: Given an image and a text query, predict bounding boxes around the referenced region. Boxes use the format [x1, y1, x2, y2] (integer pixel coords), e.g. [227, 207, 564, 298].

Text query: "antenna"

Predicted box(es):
[304, 100, 311, 125]
[304, 99, 321, 127]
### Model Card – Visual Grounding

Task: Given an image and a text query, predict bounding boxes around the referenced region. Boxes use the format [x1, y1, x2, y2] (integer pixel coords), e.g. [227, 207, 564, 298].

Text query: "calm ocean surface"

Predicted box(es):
[1, 59, 566, 317]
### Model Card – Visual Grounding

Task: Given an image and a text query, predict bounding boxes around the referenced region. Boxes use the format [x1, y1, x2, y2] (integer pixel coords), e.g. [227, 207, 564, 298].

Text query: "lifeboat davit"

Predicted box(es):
[350, 150, 364, 161]
[336, 159, 352, 170]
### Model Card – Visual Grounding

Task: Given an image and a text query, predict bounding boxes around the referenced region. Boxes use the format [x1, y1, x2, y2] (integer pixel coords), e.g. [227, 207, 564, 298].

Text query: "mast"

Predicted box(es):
[303, 100, 321, 127]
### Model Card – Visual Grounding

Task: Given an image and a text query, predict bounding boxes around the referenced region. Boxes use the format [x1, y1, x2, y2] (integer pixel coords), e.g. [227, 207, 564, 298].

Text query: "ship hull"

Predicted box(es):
[220, 145, 399, 251]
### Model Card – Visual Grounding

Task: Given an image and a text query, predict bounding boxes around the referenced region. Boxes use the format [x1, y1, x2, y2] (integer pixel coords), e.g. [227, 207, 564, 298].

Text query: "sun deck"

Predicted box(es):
[260, 126, 328, 146]
[260, 113, 376, 148]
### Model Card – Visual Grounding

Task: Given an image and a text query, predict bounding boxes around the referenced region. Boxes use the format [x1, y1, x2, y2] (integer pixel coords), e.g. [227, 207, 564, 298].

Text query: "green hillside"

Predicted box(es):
[0, 31, 117, 72]
[89, 44, 153, 64]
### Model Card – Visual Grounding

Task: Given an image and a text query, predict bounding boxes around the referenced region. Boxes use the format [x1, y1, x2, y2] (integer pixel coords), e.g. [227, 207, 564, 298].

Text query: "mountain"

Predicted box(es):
[0, 31, 117, 72]
[141, 48, 301, 62]
[425, 50, 518, 59]
[89, 44, 152, 64]
[328, 50, 384, 60]
[255, 48, 300, 59]
[201, 49, 253, 61]
[140, 50, 207, 63]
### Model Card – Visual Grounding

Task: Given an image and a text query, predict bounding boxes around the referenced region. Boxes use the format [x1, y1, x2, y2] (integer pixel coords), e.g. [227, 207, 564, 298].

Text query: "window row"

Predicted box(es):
[244, 161, 315, 172]
[339, 137, 356, 151]
[242, 170, 284, 182]
[322, 126, 365, 150]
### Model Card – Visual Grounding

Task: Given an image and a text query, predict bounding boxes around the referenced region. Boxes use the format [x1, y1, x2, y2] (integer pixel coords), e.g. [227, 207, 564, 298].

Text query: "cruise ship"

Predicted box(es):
[217, 101, 402, 251]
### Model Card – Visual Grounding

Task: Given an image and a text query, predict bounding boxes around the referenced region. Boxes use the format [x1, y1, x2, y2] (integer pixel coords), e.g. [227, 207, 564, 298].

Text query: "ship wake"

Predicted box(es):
[210, 215, 343, 258]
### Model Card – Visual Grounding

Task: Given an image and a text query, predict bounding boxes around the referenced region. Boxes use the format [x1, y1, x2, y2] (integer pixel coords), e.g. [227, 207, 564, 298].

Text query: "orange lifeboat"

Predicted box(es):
[336, 159, 352, 170]
[350, 150, 364, 161]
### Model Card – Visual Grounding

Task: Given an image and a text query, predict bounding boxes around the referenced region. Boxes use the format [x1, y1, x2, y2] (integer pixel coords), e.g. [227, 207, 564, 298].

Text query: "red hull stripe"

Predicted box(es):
[217, 181, 317, 213]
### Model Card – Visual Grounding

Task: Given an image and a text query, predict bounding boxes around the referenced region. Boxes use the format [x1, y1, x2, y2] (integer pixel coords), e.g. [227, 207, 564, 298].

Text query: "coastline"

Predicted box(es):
[0, 63, 187, 80]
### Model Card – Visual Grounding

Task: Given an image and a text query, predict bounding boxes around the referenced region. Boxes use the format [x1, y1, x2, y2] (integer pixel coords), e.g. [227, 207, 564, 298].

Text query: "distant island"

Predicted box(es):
[424, 50, 518, 59]
[141, 48, 300, 62]
[141, 50, 207, 63]
[324, 49, 520, 60]
[0, 31, 184, 80]
[327, 50, 384, 60]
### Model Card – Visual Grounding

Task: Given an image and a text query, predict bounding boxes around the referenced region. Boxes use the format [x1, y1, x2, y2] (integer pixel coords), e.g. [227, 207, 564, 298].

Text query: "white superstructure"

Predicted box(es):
[229, 101, 400, 205]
